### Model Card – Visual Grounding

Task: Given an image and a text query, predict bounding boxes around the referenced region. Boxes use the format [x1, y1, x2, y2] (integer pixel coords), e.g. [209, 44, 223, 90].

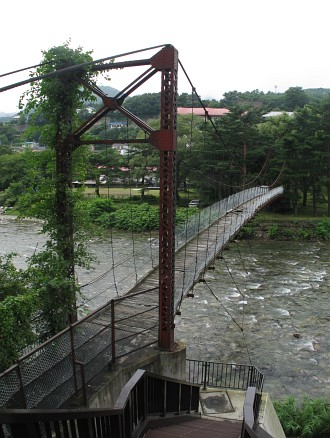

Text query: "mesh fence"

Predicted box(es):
[112, 288, 159, 359]
[0, 289, 158, 409]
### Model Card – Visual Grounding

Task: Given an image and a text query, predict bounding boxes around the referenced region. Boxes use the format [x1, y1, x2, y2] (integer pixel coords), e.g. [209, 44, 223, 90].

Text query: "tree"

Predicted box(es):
[19, 42, 100, 334]
[317, 97, 330, 216]
[284, 87, 309, 111]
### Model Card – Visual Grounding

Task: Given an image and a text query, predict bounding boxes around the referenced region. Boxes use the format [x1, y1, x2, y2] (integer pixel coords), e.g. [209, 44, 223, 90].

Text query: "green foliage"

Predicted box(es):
[315, 218, 330, 239]
[0, 255, 37, 371]
[296, 228, 312, 240]
[0, 293, 37, 371]
[274, 396, 330, 437]
[0, 152, 29, 192]
[268, 223, 279, 239]
[25, 249, 80, 339]
[88, 199, 197, 232]
[0, 254, 26, 300]
[88, 197, 115, 219]
[238, 225, 256, 238]
[16, 42, 102, 336]
[110, 203, 159, 232]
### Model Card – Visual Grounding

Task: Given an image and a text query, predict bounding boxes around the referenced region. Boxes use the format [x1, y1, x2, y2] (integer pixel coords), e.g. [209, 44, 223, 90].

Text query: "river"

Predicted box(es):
[1, 216, 329, 401]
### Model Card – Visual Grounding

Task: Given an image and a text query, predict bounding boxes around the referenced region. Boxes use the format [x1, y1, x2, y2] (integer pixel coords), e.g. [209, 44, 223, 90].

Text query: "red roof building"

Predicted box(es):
[177, 107, 229, 117]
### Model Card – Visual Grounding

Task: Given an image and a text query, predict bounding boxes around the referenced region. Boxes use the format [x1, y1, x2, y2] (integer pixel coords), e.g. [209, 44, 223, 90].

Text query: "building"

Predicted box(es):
[177, 107, 229, 117]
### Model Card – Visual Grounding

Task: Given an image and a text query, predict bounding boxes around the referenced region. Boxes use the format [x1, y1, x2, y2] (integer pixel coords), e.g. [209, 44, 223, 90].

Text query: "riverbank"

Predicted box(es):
[239, 216, 330, 241]
[1, 209, 330, 241]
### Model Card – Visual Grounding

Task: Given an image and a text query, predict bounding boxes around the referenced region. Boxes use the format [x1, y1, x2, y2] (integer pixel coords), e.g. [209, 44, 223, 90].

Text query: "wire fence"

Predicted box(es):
[0, 288, 159, 409]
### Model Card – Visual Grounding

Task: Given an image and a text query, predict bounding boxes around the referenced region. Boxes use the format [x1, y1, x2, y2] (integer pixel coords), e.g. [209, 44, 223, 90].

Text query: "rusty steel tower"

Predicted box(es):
[74, 45, 178, 351]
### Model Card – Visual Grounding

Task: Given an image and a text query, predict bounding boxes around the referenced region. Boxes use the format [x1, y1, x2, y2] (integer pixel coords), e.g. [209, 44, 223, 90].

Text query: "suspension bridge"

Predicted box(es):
[0, 185, 283, 410]
[0, 44, 285, 437]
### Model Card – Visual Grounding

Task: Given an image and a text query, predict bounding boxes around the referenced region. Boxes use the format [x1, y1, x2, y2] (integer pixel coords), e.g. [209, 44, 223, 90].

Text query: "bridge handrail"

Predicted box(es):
[0, 288, 160, 410]
[175, 186, 281, 250]
[174, 186, 284, 310]
[0, 369, 200, 438]
[241, 386, 273, 438]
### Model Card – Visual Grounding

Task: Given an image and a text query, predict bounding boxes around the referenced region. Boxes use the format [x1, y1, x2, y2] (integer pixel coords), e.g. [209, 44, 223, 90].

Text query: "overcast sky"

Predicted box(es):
[1, 0, 330, 112]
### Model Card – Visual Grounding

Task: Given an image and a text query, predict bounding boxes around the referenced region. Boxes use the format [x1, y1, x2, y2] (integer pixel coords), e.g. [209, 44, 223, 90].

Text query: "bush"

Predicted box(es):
[315, 218, 330, 240]
[238, 225, 256, 239]
[0, 255, 38, 371]
[296, 228, 312, 240]
[274, 396, 330, 437]
[268, 224, 279, 239]
[110, 203, 159, 232]
[88, 198, 115, 220]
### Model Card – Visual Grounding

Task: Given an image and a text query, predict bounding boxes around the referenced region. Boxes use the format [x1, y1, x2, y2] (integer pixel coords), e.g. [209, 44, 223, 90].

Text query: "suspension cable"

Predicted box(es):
[0, 44, 169, 93]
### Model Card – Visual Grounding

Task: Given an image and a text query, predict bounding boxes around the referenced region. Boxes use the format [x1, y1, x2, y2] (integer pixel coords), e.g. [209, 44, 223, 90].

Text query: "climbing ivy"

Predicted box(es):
[16, 42, 101, 336]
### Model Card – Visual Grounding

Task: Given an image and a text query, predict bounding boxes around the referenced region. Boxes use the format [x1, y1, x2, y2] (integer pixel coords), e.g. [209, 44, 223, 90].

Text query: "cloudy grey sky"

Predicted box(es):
[1, 0, 329, 112]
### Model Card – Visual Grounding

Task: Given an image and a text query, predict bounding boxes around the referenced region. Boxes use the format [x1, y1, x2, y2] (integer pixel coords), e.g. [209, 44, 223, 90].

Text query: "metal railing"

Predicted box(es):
[186, 359, 264, 392]
[0, 369, 200, 438]
[175, 186, 283, 251]
[0, 288, 159, 410]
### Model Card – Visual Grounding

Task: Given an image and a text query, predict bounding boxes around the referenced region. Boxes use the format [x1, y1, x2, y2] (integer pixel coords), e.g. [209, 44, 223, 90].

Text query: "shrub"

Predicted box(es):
[88, 198, 115, 220]
[296, 228, 312, 240]
[274, 396, 330, 437]
[238, 225, 256, 239]
[268, 224, 279, 239]
[111, 203, 159, 232]
[315, 218, 330, 240]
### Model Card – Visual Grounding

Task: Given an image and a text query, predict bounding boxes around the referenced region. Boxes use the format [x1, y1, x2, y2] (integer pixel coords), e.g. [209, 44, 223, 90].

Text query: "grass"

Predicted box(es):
[82, 187, 200, 205]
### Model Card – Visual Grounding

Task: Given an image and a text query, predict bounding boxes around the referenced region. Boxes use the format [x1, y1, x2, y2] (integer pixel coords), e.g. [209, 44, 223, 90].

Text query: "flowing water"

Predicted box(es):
[176, 239, 330, 401]
[1, 216, 329, 401]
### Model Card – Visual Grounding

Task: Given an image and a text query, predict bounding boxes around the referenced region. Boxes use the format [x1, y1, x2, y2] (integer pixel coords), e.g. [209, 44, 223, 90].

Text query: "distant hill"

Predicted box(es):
[99, 85, 120, 97]
[0, 112, 16, 122]
[0, 112, 16, 118]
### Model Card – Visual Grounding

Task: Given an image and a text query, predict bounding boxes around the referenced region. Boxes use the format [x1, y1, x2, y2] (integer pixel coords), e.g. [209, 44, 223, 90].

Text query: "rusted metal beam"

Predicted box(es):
[148, 45, 178, 351]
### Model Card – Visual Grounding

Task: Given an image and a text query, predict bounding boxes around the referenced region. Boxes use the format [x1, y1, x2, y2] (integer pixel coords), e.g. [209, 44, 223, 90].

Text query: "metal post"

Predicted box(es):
[203, 361, 208, 390]
[111, 299, 116, 363]
[75, 361, 87, 406]
[149, 45, 178, 351]
[69, 323, 78, 392]
[16, 361, 27, 408]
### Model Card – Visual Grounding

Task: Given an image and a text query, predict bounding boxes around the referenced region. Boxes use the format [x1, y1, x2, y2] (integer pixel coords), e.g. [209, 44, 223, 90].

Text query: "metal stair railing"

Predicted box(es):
[0, 369, 200, 438]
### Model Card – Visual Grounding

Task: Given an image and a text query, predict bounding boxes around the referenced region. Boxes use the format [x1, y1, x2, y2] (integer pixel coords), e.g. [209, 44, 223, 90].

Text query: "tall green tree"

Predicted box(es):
[317, 97, 330, 216]
[20, 42, 100, 333]
[284, 87, 309, 111]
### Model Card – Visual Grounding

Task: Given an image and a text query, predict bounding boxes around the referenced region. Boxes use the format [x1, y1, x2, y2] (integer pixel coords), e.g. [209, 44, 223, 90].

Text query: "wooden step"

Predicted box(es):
[145, 416, 242, 437]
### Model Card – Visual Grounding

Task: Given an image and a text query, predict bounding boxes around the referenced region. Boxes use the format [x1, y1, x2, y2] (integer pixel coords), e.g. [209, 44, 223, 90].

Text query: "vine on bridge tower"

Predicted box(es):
[19, 42, 100, 335]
